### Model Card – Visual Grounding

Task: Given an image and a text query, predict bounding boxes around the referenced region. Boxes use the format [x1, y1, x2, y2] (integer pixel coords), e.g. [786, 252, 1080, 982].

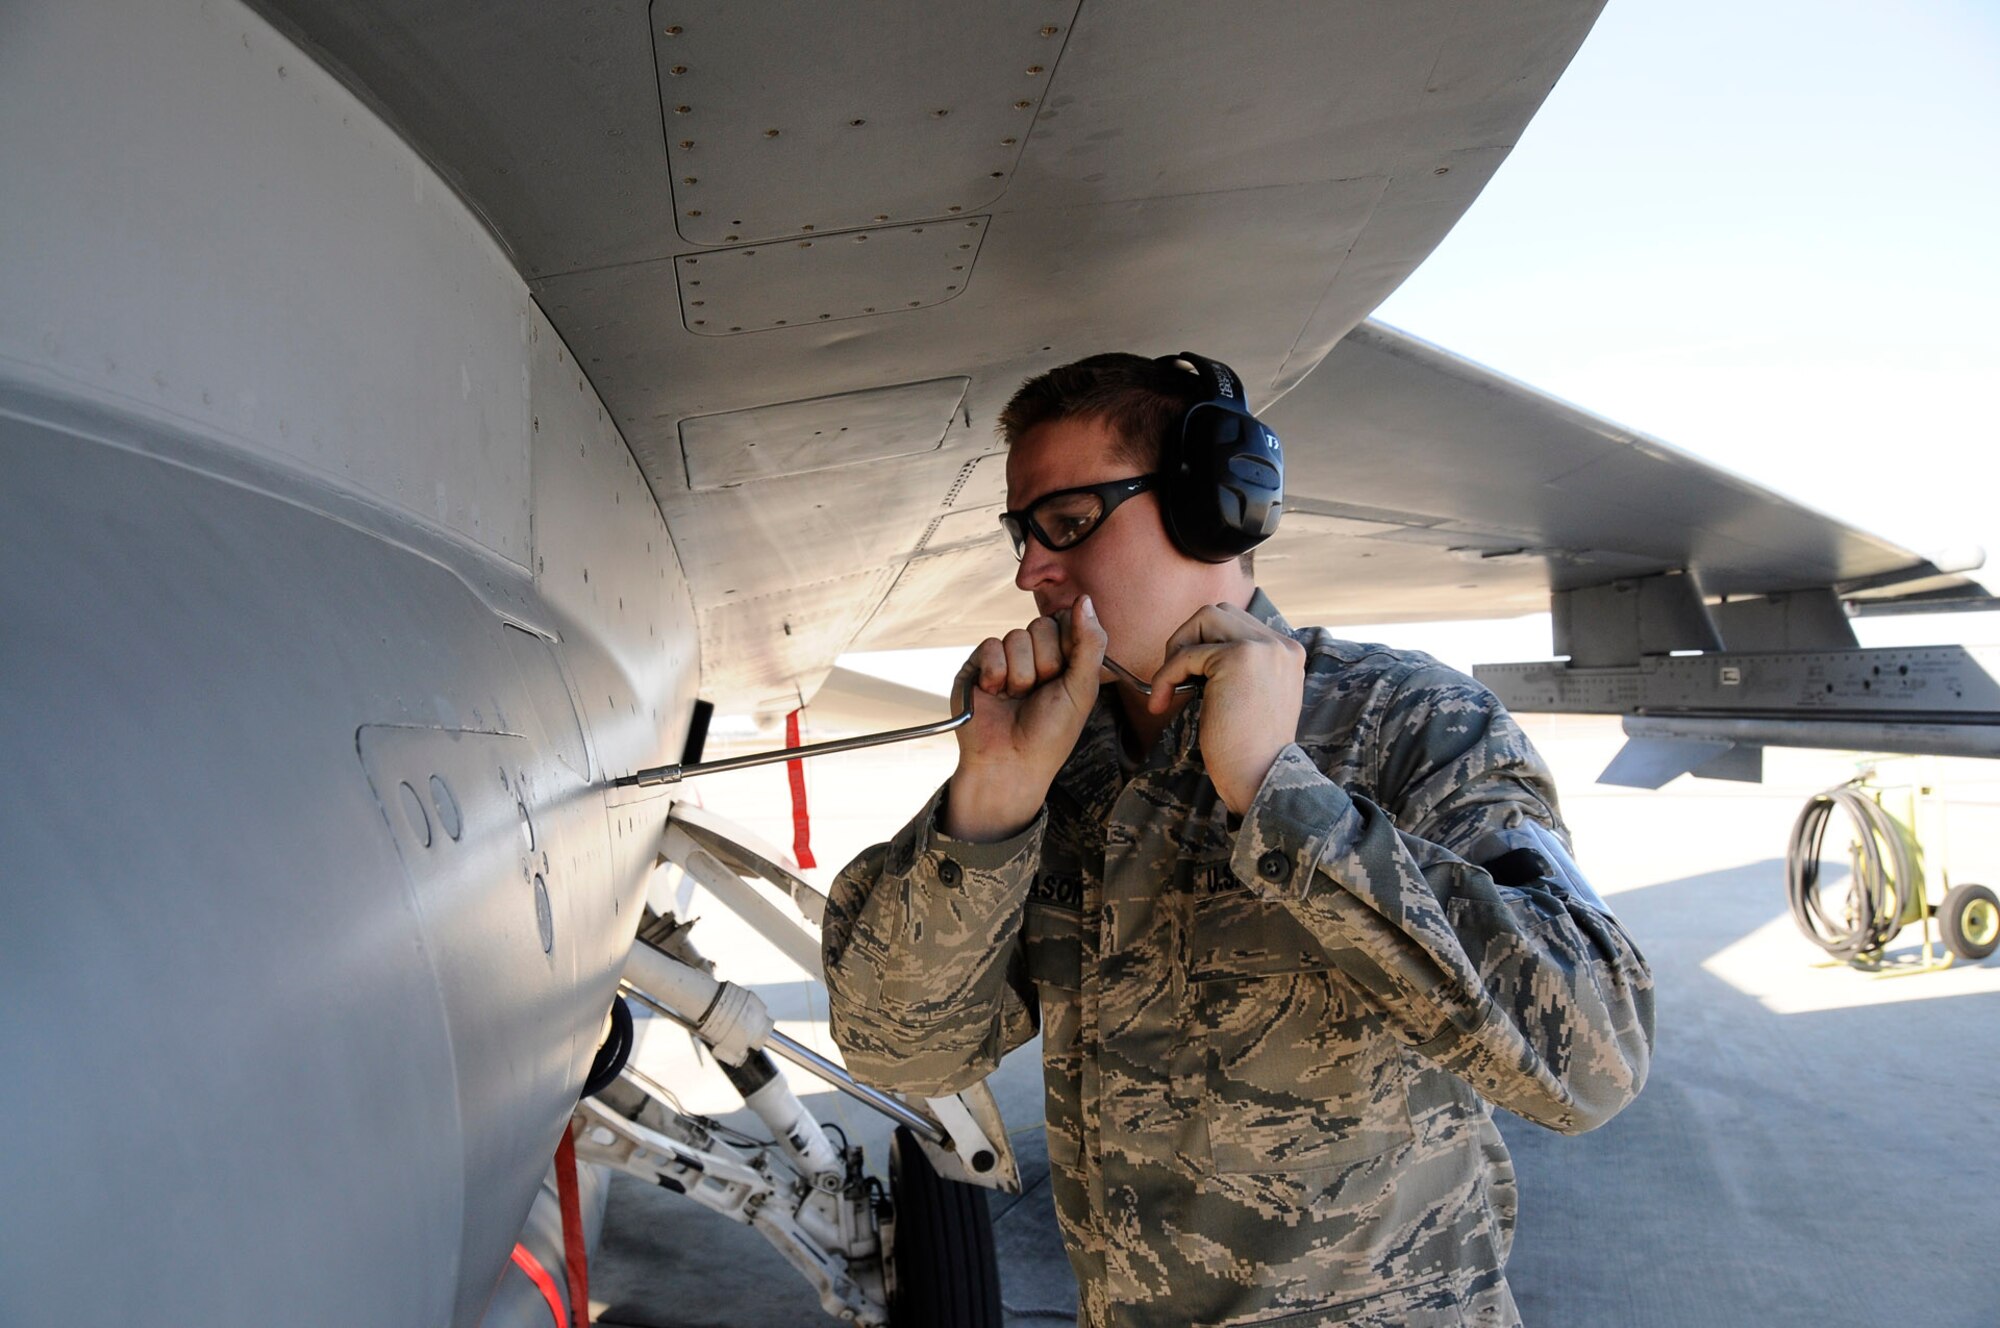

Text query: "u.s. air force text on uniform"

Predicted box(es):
[823, 592, 1654, 1328]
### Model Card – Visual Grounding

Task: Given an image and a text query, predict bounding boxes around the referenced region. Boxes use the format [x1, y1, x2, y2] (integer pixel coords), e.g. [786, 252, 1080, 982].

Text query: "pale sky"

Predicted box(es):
[1367, 0, 2000, 666]
[847, 1, 2000, 688]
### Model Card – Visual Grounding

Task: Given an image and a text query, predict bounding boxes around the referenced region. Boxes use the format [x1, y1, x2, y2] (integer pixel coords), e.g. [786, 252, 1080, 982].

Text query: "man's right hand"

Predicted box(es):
[942, 595, 1108, 842]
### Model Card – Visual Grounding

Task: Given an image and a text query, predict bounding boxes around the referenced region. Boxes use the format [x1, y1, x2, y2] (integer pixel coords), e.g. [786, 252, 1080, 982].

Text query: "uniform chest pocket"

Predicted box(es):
[1186, 890, 1413, 1173]
[1023, 896, 1082, 991]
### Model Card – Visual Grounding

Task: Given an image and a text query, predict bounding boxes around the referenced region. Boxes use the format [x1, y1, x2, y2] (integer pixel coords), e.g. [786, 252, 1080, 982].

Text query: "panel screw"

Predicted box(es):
[675, 105, 691, 114]
[729, 326, 742, 331]
[1014, 100, 1032, 110]
[864, 306, 875, 312]
[819, 313, 830, 319]
[724, 234, 737, 241]
[691, 299, 704, 306]
[946, 285, 957, 290]
[1001, 136, 1017, 145]
[802, 224, 815, 231]
[1434, 165, 1450, 175]
[687, 208, 702, 216]
[874, 214, 889, 221]
[682, 176, 697, 184]
[850, 118, 865, 127]
[1040, 25, 1059, 36]
[948, 205, 962, 212]
[966, 221, 978, 226]
[764, 128, 781, 137]
[1026, 66, 1043, 75]
[669, 65, 687, 75]
[932, 108, 950, 118]
[908, 301, 921, 307]
[679, 139, 694, 148]
[798, 240, 812, 247]
[693, 319, 705, 325]
[855, 234, 868, 242]
[776, 319, 787, 325]
[991, 171, 1003, 178]
[663, 25, 682, 36]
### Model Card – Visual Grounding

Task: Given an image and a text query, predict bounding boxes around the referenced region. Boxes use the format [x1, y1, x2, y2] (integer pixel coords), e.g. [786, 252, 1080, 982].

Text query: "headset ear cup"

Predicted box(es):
[1170, 404, 1281, 562]
[1159, 450, 1201, 560]
[1182, 420, 1230, 562]
[1152, 353, 1285, 563]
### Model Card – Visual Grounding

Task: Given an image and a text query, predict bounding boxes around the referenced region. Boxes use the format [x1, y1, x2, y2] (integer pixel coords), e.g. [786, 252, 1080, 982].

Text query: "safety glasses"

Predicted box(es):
[998, 475, 1158, 560]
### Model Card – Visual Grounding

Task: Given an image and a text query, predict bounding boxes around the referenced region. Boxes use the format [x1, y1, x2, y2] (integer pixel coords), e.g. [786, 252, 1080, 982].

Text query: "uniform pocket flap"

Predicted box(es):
[1190, 889, 1333, 981]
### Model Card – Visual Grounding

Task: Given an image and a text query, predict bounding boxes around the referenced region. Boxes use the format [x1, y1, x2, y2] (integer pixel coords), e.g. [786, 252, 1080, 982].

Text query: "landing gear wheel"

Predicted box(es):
[1939, 883, 2000, 961]
[580, 994, 634, 1099]
[885, 1125, 1002, 1328]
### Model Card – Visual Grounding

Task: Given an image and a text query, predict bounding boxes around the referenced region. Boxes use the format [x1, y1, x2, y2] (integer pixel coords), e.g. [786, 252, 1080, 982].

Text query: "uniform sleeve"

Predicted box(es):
[821, 784, 1045, 1097]
[1228, 661, 1654, 1134]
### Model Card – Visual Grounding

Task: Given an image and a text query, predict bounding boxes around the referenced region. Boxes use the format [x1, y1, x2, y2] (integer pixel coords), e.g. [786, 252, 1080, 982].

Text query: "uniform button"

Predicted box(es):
[1256, 850, 1291, 884]
[938, 858, 962, 886]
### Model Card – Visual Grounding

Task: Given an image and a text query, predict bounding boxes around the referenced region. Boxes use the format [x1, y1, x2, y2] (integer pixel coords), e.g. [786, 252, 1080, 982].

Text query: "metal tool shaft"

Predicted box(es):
[1100, 655, 1202, 698]
[614, 648, 1198, 789]
[614, 698, 975, 788]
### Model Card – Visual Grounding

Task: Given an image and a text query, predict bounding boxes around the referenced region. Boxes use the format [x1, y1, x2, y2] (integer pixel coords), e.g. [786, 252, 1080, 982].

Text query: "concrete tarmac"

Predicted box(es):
[587, 715, 2000, 1327]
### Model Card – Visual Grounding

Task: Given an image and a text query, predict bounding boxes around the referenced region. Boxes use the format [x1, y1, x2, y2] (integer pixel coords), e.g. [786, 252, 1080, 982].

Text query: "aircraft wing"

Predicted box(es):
[252, 0, 1611, 713]
[252, 0, 1985, 722]
[857, 316, 1990, 650]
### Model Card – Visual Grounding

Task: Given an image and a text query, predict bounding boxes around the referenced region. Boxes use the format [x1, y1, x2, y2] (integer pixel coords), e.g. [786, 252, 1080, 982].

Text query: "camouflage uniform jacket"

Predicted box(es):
[823, 592, 1654, 1327]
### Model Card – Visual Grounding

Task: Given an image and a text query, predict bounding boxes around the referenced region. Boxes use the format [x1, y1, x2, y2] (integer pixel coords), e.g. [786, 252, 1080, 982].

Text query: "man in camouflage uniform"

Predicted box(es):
[823, 355, 1654, 1327]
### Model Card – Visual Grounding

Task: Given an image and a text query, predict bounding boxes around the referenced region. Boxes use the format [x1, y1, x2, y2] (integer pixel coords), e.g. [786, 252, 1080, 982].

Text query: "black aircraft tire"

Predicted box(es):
[887, 1125, 1003, 1328]
[1939, 882, 2000, 961]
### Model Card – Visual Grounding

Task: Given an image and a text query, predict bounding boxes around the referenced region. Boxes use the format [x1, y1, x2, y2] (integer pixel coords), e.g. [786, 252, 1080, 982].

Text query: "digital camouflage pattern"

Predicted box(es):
[824, 591, 1654, 1327]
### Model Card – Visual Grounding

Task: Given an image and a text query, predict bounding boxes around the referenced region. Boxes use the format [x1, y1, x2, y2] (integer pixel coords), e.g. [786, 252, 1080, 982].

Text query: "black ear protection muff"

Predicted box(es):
[1152, 352, 1285, 563]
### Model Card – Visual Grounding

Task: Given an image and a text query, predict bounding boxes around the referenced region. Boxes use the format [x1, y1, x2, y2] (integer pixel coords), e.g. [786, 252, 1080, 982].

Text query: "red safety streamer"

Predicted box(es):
[509, 1243, 566, 1328]
[785, 708, 816, 870]
[554, 1126, 591, 1328]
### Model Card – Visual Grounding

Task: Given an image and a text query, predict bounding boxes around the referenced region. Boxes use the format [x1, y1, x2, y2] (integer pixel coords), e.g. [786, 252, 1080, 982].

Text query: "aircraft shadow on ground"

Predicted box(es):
[598, 859, 1997, 1327]
[1502, 859, 1999, 1328]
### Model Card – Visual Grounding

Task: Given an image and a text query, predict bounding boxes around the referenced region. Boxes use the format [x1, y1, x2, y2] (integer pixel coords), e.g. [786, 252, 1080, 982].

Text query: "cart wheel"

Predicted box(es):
[1939, 882, 2000, 961]
[886, 1125, 1002, 1328]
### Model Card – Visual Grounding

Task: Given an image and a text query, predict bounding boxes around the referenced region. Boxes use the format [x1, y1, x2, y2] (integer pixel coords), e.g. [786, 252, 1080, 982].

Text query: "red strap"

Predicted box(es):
[554, 1126, 591, 1328]
[785, 708, 816, 869]
[509, 1243, 566, 1328]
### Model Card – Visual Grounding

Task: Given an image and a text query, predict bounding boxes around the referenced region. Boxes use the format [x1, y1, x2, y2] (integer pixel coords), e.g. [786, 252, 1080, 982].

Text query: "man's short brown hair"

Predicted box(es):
[998, 352, 1255, 572]
[997, 352, 1202, 470]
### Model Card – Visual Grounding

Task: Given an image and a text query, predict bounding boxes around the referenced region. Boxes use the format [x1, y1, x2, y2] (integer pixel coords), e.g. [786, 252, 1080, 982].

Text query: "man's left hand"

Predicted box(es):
[1149, 602, 1306, 817]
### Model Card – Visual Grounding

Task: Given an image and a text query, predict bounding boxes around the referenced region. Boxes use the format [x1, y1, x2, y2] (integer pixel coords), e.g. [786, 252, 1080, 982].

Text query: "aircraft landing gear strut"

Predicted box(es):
[572, 804, 1010, 1325]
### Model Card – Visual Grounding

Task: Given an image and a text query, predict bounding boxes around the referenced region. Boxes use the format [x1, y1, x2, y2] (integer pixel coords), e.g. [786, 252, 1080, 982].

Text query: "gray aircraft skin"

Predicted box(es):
[2, 4, 694, 1321]
[3, 1, 1989, 1325]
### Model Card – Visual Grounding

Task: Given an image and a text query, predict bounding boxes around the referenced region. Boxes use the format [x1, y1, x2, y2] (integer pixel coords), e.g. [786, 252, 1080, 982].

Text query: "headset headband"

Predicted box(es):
[1175, 353, 1243, 412]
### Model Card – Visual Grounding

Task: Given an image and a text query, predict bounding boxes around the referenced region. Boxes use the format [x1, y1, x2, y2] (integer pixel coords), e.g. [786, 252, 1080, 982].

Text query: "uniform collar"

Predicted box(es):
[1246, 585, 1294, 636]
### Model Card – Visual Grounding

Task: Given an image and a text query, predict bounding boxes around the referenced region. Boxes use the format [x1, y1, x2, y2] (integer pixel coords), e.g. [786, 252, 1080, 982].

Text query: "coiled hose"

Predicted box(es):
[1784, 783, 1918, 960]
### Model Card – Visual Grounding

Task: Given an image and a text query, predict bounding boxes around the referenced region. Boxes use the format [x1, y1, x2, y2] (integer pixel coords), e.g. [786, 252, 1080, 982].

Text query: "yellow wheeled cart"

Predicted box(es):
[1785, 762, 2000, 969]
